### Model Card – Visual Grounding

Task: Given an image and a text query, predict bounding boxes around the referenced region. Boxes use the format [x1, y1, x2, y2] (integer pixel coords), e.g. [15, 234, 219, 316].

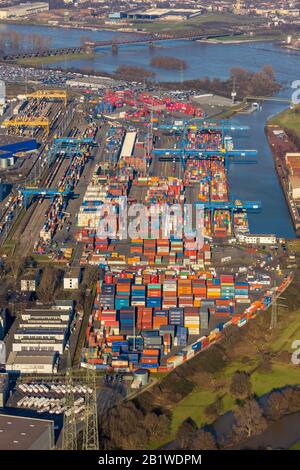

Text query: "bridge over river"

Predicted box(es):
[0, 31, 243, 61]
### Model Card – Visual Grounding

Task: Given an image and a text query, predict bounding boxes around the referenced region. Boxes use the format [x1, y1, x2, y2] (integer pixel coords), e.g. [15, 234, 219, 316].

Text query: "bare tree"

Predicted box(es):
[190, 429, 217, 450]
[175, 417, 197, 449]
[233, 399, 267, 440]
[265, 390, 289, 420]
[230, 371, 252, 401]
[37, 266, 62, 304]
[204, 396, 224, 421]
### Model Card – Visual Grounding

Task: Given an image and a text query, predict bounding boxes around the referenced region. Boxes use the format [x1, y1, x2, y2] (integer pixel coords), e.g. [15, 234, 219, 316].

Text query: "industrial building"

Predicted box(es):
[237, 234, 277, 245]
[6, 301, 74, 373]
[66, 76, 113, 91]
[0, 372, 9, 407]
[126, 8, 203, 21]
[289, 175, 300, 200]
[0, 2, 49, 19]
[63, 267, 81, 290]
[6, 351, 57, 374]
[0, 139, 37, 170]
[0, 413, 54, 450]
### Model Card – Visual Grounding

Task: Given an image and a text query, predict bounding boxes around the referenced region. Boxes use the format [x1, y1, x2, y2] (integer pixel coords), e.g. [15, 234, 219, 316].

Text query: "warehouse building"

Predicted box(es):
[289, 175, 300, 200]
[237, 234, 277, 245]
[127, 8, 203, 20]
[6, 351, 57, 374]
[0, 2, 49, 19]
[0, 413, 54, 450]
[6, 301, 74, 373]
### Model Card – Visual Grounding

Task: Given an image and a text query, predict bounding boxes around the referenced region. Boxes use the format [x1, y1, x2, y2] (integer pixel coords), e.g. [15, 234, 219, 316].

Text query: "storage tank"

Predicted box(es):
[133, 369, 149, 386]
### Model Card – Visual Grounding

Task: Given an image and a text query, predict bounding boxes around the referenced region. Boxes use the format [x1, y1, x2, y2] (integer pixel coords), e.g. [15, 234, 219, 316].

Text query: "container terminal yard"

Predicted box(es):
[0, 81, 294, 450]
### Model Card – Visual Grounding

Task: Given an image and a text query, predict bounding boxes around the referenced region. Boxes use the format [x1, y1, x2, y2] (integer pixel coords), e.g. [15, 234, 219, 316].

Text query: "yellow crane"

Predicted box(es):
[3, 117, 50, 136]
[26, 89, 68, 106]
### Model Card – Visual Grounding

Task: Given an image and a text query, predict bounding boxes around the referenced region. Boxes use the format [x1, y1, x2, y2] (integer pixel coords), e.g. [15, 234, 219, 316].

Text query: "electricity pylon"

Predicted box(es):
[270, 280, 288, 330]
[83, 366, 99, 450]
[62, 353, 77, 450]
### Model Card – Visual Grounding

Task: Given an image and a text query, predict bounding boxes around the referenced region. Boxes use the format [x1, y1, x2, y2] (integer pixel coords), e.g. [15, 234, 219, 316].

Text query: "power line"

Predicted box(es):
[62, 352, 77, 450]
[82, 366, 99, 450]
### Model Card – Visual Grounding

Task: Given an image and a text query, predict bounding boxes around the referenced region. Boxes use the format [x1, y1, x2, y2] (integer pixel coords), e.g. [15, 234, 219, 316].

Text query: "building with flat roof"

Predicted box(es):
[63, 267, 81, 290]
[0, 413, 54, 450]
[6, 351, 57, 374]
[6, 301, 74, 372]
[237, 234, 277, 245]
[0, 2, 49, 19]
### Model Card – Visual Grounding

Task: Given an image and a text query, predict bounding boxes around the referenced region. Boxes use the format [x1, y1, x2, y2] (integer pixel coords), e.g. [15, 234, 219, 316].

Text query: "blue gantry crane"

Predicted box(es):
[153, 147, 258, 170]
[19, 187, 73, 208]
[47, 137, 96, 166]
[194, 199, 261, 228]
[156, 119, 250, 146]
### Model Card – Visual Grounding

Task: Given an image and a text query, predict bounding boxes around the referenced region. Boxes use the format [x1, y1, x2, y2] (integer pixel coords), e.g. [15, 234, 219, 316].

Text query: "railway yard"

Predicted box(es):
[0, 82, 294, 426]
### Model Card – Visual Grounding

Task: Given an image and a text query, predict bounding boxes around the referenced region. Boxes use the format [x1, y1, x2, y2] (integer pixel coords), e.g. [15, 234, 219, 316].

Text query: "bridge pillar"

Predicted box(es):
[84, 45, 95, 55]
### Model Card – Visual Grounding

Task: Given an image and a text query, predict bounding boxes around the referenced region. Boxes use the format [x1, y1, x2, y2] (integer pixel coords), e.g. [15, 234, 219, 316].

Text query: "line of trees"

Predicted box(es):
[160, 65, 280, 99]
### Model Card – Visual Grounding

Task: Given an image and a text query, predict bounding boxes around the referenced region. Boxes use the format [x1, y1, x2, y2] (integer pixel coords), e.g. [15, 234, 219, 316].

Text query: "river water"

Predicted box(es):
[1, 23, 300, 237]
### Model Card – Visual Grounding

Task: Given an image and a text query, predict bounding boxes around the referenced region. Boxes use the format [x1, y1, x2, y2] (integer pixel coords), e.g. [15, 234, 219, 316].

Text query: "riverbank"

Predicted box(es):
[266, 107, 300, 235]
[266, 125, 300, 235]
[199, 34, 284, 45]
[16, 51, 92, 66]
[148, 276, 300, 448]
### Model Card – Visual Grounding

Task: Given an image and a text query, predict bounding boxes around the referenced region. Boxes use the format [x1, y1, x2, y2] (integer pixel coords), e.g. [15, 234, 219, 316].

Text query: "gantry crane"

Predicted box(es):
[3, 117, 50, 136]
[47, 137, 96, 166]
[26, 89, 68, 106]
[153, 147, 257, 170]
[19, 187, 73, 208]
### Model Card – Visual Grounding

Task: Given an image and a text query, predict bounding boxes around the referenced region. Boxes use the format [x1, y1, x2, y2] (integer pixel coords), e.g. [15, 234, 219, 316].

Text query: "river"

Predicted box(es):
[1, 23, 299, 237]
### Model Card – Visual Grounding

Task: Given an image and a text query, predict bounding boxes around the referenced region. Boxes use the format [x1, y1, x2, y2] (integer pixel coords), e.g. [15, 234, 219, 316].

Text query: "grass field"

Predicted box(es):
[290, 439, 300, 450]
[131, 13, 263, 34]
[163, 308, 300, 442]
[16, 51, 91, 66]
[269, 106, 300, 139]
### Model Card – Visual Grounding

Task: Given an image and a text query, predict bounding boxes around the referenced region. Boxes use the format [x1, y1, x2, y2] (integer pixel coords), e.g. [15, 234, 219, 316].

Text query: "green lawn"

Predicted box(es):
[271, 309, 300, 352]
[131, 13, 263, 34]
[163, 305, 300, 441]
[270, 106, 300, 139]
[16, 51, 91, 66]
[290, 439, 300, 450]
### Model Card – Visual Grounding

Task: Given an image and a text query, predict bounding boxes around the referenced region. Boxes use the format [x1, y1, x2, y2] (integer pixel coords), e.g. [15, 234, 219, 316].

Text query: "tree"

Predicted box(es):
[176, 417, 197, 450]
[83, 266, 99, 288]
[204, 396, 224, 421]
[265, 390, 289, 420]
[190, 429, 217, 450]
[230, 371, 252, 401]
[258, 351, 273, 373]
[37, 266, 62, 303]
[233, 399, 267, 440]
